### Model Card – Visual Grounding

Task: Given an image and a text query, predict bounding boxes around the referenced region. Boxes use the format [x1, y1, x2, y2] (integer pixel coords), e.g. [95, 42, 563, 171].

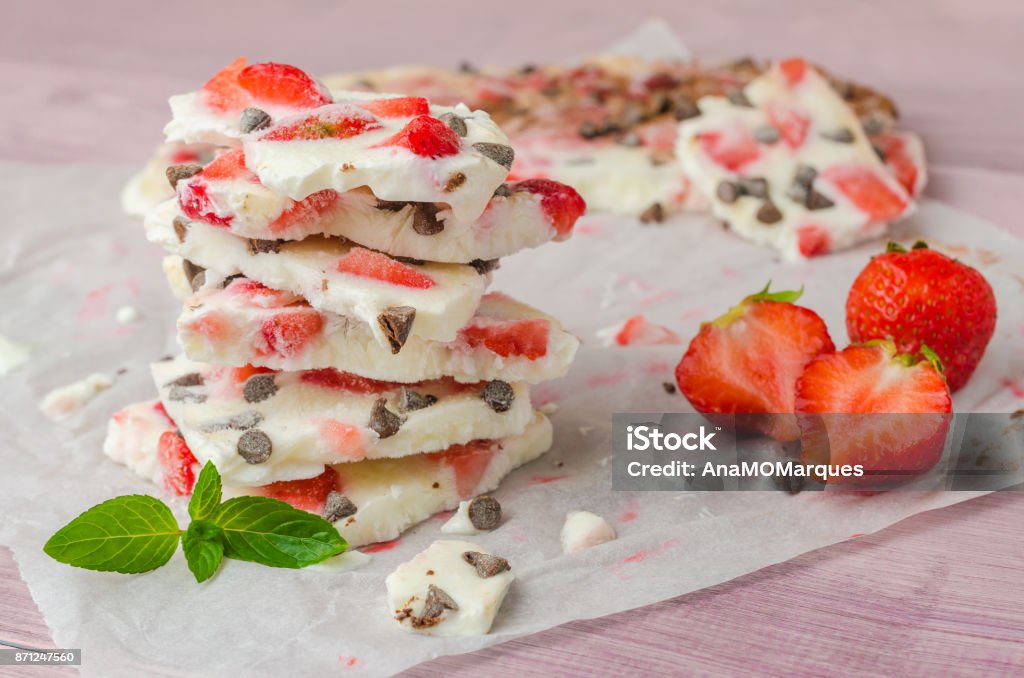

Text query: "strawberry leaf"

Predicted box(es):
[919, 344, 945, 374]
[748, 280, 804, 304]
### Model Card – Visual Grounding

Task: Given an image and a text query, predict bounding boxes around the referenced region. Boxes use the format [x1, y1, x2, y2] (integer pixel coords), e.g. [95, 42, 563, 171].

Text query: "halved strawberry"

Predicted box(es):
[260, 310, 324, 357]
[426, 440, 496, 499]
[260, 105, 382, 142]
[766, 104, 810, 149]
[778, 57, 808, 87]
[512, 179, 586, 238]
[158, 430, 199, 496]
[698, 124, 762, 172]
[299, 368, 398, 394]
[357, 96, 430, 118]
[460, 318, 550, 359]
[795, 341, 952, 484]
[336, 247, 435, 289]
[262, 466, 339, 512]
[674, 283, 835, 441]
[237, 62, 331, 109]
[818, 164, 909, 222]
[199, 57, 249, 114]
[381, 115, 461, 158]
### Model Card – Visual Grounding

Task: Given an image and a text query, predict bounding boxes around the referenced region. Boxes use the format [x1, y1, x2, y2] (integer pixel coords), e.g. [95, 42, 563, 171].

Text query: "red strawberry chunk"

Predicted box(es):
[613, 315, 681, 346]
[512, 179, 586, 238]
[237, 62, 331, 109]
[357, 96, 431, 118]
[268, 189, 340, 235]
[260, 310, 324, 357]
[229, 364, 275, 384]
[778, 57, 808, 87]
[300, 368, 399, 394]
[200, 149, 252, 180]
[177, 150, 255, 226]
[698, 124, 762, 172]
[766, 105, 810, 149]
[318, 420, 367, 462]
[336, 247, 435, 289]
[460, 318, 550, 359]
[199, 57, 249, 114]
[871, 134, 919, 196]
[153, 401, 176, 428]
[226, 278, 301, 306]
[382, 115, 461, 158]
[158, 430, 198, 496]
[819, 164, 909, 222]
[260, 105, 382, 142]
[426, 440, 496, 499]
[262, 466, 340, 513]
[797, 225, 832, 258]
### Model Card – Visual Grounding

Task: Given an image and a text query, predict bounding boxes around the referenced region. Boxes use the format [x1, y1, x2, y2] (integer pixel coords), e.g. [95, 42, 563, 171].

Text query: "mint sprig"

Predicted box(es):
[43, 462, 347, 582]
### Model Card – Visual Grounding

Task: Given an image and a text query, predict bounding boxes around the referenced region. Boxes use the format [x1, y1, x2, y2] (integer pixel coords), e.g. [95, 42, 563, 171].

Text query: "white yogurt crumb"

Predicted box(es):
[561, 511, 617, 554]
[579, 425, 594, 437]
[0, 334, 29, 375]
[538, 402, 560, 415]
[115, 305, 140, 324]
[40, 373, 114, 421]
[440, 500, 483, 535]
[305, 549, 372, 573]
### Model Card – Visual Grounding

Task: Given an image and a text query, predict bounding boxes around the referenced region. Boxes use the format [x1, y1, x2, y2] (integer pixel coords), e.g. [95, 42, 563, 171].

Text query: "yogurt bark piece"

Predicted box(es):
[151, 354, 533, 485]
[146, 200, 486, 344]
[677, 58, 914, 260]
[121, 141, 216, 217]
[104, 400, 552, 548]
[175, 274, 579, 384]
[387, 540, 514, 636]
[173, 148, 584, 262]
[560, 510, 617, 554]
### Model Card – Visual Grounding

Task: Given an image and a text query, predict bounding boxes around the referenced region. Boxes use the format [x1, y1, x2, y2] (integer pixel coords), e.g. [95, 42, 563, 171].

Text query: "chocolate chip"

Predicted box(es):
[773, 472, 805, 494]
[168, 385, 206, 403]
[323, 492, 357, 522]
[237, 429, 272, 464]
[462, 551, 510, 578]
[376, 199, 409, 212]
[472, 143, 515, 170]
[738, 177, 769, 199]
[392, 255, 426, 266]
[863, 117, 885, 135]
[493, 184, 511, 198]
[662, 381, 677, 395]
[821, 128, 855, 143]
[438, 112, 468, 137]
[672, 94, 700, 121]
[872, 144, 887, 161]
[579, 121, 600, 139]
[243, 373, 277, 403]
[716, 181, 741, 204]
[482, 380, 515, 413]
[166, 164, 203, 189]
[173, 217, 190, 243]
[239, 107, 272, 133]
[727, 90, 753, 107]
[182, 259, 205, 291]
[806, 190, 835, 210]
[221, 273, 245, 288]
[469, 258, 500, 275]
[416, 584, 459, 627]
[794, 165, 818, 187]
[398, 387, 437, 413]
[444, 172, 467, 192]
[753, 126, 780, 144]
[756, 202, 783, 224]
[246, 238, 283, 255]
[412, 203, 444, 235]
[639, 203, 665, 224]
[458, 60, 477, 74]
[369, 398, 403, 438]
[377, 306, 416, 355]
[166, 372, 203, 387]
[467, 495, 502, 530]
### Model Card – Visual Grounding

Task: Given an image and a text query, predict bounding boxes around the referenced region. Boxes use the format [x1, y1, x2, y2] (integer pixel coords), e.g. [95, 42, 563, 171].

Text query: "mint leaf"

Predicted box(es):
[189, 462, 222, 521]
[43, 495, 180, 574]
[182, 520, 224, 583]
[216, 497, 346, 569]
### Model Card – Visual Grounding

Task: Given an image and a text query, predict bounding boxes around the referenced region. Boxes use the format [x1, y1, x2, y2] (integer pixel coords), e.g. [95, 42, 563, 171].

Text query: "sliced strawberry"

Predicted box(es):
[237, 62, 331, 109]
[698, 124, 762, 172]
[357, 96, 430, 118]
[229, 364, 274, 384]
[336, 247, 435, 289]
[260, 105, 382, 142]
[818, 164, 909, 222]
[226, 278, 301, 307]
[299, 368, 398, 394]
[612, 315, 681, 346]
[158, 430, 198, 496]
[268, 189, 340, 235]
[797, 225, 832, 258]
[675, 284, 834, 441]
[177, 150, 254, 227]
[512, 179, 586, 238]
[381, 115, 461, 158]
[460, 318, 550, 359]
[318, 420, 367, 462]
[778, 57, 808, 87]
[871, 134, 919, 196]
[199, 57, 249, 114]
[795, 342, 952, 484]
[427, 440, 496, 499]
[262, 466, 339, 513]
[766, 105, 810, 149]
[199, 149, 251, 180]
[260, 310, 324, 357]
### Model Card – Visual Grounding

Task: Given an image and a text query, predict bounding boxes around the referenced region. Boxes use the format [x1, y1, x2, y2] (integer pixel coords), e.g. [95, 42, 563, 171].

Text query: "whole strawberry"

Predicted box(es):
[846, 242, 996, 391]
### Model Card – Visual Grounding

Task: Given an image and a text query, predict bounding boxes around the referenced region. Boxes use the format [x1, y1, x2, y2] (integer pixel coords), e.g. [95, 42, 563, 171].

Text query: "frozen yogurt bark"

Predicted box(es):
[147, 199, 486, 344]
[677, 57, 916, 259]
[104, 400, 552, 548]
[151, 354, 533, 485]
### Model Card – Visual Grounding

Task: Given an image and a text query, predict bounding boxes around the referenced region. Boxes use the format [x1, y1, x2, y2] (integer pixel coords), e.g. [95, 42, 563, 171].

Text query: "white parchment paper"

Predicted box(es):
[1, 161, 1023, 676]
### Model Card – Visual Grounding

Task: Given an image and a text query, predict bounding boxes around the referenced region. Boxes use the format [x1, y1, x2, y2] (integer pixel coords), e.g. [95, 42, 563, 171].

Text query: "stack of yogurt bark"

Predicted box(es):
[105, 60, 584, 548]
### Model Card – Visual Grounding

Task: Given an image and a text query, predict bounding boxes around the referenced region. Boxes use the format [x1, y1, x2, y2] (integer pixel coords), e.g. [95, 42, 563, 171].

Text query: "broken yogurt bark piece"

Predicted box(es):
[175, 274, 579, 384]
[387, 540, 514, 636]
[561, 510, 617, 554]
[677, 57, 916, 259]
[104, 400, 552, 548]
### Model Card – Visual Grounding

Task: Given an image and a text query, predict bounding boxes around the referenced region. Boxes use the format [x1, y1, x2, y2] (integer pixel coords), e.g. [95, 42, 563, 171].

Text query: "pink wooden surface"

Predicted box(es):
[3, 1, 1023, 675]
